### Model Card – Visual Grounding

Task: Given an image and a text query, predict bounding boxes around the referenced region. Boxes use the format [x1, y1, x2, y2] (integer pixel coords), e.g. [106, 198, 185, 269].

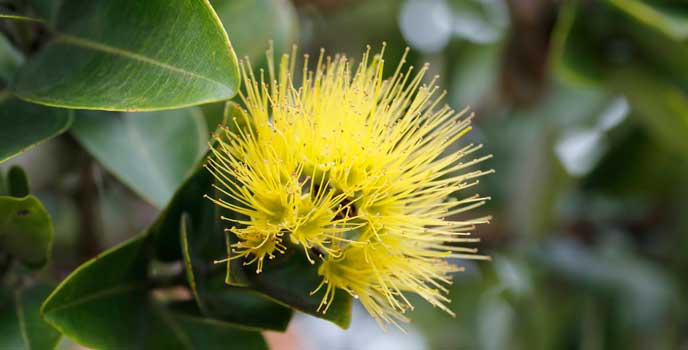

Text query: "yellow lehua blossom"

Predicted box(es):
[205, 44, 493, 329]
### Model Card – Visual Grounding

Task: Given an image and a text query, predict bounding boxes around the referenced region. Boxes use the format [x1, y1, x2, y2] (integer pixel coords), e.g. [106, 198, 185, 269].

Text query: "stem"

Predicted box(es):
[76, 153, 102, 261]
[0, 252, 12, 281]
[148, 273, 188, 290]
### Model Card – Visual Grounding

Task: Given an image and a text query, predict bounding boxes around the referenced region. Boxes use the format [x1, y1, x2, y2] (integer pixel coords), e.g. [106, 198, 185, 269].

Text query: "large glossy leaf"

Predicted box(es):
[0, 284, 61, 350]
[0, 96, 73, 163]
[71, 109, 208, 208]
[200, 0, 298, 131]
[41, 235, 266, 350]
[213, 0, 298, 61]
[0, 195, 53, 268]
[12, 0, 240, 111]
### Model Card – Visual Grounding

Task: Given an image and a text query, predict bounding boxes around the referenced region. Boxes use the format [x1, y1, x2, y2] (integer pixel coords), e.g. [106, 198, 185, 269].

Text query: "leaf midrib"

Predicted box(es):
[54, 34, 231, 90]
[43, 283, 146, 315]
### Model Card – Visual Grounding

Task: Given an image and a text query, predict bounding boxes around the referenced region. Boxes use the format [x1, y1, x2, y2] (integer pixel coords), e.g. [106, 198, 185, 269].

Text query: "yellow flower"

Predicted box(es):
[206, 44, 493, 329]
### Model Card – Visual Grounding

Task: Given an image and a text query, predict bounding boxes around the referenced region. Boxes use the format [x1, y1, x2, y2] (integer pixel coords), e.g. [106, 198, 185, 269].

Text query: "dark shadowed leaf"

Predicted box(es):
[26, 0, 60, 22]
[228, 244, 353, 329]
[150, 161, 215, 261]
[7, 166, 29, 198]
[0, 97, 73, 163]
[180, 213, 293, 331]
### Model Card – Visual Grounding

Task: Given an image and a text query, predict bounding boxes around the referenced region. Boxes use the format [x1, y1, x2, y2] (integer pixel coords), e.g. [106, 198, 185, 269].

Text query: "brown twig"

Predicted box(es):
[76, 152, 102, 261]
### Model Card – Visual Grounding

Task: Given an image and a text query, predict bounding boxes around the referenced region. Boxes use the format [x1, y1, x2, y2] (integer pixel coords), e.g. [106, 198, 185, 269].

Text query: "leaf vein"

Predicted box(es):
[44, 283, 145, 315]
[55, 34, 230, 90]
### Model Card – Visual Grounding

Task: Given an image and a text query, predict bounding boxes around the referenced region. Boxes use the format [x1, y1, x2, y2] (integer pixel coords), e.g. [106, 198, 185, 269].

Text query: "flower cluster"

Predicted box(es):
[205, 44, 492, 328]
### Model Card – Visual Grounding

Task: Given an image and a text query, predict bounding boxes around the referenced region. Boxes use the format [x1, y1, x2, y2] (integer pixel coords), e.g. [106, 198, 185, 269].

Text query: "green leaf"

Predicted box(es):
[232, 248, 353, 329]
[212, 0, 298, 61]
[180, 212, 293, 331]
[41, 235, 266, 350]
[168, 313, 267, 350]
[606, 0, 688, 41]
[7, 166, 29, 198]
[0, 96, 73, 163]
[204, 283, 293, 331]
[12, 0, 240, 111]
[550, 1, 609, 87]
[71, 109, 208, 208]
[552, 0, 688, 88]
[150, 161, 215, 262]
[613, 68, 688, 157]
[0, 284, 61, 350]
[201, 102, 228, 135]
[0, 34, 23, 84]
[0, 195, 53, 268]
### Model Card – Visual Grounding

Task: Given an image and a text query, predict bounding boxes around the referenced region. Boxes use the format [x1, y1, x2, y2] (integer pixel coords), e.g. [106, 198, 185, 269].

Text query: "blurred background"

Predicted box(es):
[4, 0, 687, 349]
